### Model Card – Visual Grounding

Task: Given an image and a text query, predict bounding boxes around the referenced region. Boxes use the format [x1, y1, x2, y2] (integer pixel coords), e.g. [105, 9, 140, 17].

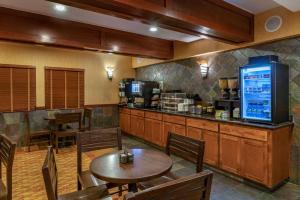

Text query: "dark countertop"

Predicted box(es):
[119, 106, 293, 130]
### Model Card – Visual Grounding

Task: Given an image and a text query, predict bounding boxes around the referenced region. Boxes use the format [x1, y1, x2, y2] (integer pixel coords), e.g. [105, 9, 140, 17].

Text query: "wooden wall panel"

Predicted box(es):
[0, 68, 11, 112]
[12, 68, 29, 111]
[51, 70, 66, 109]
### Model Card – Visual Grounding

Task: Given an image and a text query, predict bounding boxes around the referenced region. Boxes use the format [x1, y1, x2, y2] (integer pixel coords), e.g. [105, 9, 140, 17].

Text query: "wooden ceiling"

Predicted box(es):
[47, 0, 254, 44]
[0, 0, 254, 59]
[0, 7, 173, 59]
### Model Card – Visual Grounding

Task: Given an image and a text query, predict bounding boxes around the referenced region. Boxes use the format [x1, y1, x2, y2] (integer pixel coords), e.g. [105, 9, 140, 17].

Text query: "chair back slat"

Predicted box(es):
[166, 132, 205, 172]
[42, 146, 58, 200]
[54, 112, 82, 127]
[0, 134, 16, 200]
[78, 128, 122, 152]
[124, 170, 213, 200]
[77, 127, 122, 176]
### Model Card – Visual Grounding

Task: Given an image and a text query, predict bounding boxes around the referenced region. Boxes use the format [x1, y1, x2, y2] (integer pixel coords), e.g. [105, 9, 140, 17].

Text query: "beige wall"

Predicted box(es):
[133, 6, 300, 67]
[0, 41, 135, 107]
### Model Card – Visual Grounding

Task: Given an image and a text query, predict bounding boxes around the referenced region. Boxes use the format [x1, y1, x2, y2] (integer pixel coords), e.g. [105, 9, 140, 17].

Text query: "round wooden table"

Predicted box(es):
[90, 148, 173, 192]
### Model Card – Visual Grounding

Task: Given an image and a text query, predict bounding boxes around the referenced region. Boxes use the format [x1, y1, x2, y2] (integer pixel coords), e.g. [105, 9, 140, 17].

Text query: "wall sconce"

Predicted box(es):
[105, 66, 114, 80]
[197, 60, 209, 79]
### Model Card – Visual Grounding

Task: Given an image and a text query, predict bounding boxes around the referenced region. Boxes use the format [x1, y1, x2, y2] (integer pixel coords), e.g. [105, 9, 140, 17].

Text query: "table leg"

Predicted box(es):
[128, 183, 138, 193]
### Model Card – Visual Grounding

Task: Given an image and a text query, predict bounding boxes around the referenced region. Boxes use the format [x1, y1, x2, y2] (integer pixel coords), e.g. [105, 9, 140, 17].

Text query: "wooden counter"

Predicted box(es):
[119, 107, 293, 189]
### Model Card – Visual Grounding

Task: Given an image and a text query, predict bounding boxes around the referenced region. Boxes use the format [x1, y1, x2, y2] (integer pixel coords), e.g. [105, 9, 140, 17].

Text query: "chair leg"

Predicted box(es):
[118, 185, 122, 196]
[77, 179, 82, 190]
[56, 135, 59, 154]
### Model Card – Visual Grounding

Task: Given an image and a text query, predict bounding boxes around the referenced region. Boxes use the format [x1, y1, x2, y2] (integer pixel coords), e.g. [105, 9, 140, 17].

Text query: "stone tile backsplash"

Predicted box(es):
[136, 37, 300, 184]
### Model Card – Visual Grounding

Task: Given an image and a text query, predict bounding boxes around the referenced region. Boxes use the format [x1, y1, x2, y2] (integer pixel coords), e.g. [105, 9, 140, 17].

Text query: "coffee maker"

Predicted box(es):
[218, 78, 229, 99]
[228, 77, 239, 100]
[132, 81, 159, 108]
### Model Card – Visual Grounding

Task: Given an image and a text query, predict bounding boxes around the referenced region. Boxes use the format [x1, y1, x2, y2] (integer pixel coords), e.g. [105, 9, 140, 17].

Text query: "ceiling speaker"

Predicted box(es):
[265, 16, 282, 32]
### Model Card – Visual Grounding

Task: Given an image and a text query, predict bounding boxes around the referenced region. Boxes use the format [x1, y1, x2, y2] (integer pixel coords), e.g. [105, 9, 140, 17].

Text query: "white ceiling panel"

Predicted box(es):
[273, 0, 300, 12]
[224, 0, 279, 14]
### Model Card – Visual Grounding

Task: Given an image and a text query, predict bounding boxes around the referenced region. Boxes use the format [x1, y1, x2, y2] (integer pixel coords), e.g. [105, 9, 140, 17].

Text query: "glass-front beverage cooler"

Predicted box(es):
[240, 55, 289, 124]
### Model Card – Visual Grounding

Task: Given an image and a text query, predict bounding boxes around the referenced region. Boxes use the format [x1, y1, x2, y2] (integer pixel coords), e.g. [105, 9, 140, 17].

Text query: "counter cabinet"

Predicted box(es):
[119, 107, 292, 189]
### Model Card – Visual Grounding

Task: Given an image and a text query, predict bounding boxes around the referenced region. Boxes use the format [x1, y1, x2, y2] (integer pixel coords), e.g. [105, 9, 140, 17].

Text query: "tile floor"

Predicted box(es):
[4, 136, 300, 200]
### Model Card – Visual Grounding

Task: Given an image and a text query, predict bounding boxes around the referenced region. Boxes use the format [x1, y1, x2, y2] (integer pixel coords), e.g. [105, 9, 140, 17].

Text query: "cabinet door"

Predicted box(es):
[202, 130, 219, 166]
[241, 139, 268, 185]
[220, 134, 241, 175]
[131, 116, 144, 138]
[173, 124, 186, 136]
[151, 119, 163, 146]
[136, 116, 145, 139]
[120, 113, 130, 134]
[186, 127, 202, 140]
[144, 118, 153, 141]
[130, 115, 137, 136]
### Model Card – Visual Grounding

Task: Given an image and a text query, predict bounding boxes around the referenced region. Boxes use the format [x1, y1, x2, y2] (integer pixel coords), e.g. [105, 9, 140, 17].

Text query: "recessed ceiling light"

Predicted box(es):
[149, 26, 158, 32]
[54, 4, 66, 12]
[112, 45, 119, 52]
[41, 34, 51, 43]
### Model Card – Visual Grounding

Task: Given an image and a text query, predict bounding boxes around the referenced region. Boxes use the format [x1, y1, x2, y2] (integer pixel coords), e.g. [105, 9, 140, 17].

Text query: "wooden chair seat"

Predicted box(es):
[138, 167, 196, 190]
[58, 185, 111, 200]
[43, 146, 111, 200]
[0, 180, 7, 200]
[25, 112, 52, 152]
[53, 112, 82, 153]
[31, 129, 51, 137]
[138, 175, 174, 190]
[53, 129, 77, 137]
[125, 170, 213, 200]
[77, 128, 125, 196]
[78, 170, 122, 191]
[78, 170, 107, 189]
[138, 132, 205, 191]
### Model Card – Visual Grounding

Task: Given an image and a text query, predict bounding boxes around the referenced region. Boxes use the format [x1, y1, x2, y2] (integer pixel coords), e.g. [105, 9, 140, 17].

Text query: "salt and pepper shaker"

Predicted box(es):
[119, 148, 134, 164]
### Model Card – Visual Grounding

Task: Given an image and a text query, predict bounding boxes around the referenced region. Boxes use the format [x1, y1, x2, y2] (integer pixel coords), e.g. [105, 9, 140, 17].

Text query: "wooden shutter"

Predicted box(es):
[52, 70, 66, 109]
[0, 68, 11, 112]
[79, 71, 84, 108]
[0, 65, 36, 112]
[45, 67, 84, 109]
[66, 71, 78, 108]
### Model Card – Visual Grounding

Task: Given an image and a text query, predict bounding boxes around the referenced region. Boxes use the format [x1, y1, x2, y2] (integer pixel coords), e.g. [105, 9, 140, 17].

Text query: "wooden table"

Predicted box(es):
[90, 149, 173, 192]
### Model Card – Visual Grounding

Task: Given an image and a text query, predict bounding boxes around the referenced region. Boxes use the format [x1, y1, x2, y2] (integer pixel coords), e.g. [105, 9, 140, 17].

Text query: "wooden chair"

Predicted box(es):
[53, 112, 82, 153]
[77, 128, 125, 195]
[82, 108, 92, 131]
[125, 170, 213, 200]
[0, 134, 16, 200]
[25, 111, 51, 152]
[138, 132, 205, 190]
[42, 146, 111, 200]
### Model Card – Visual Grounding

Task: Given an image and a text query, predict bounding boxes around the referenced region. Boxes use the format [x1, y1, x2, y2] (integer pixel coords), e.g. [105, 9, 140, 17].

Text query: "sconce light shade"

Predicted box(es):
[197, 60, 209, 79]
[105, 67, 114, 80]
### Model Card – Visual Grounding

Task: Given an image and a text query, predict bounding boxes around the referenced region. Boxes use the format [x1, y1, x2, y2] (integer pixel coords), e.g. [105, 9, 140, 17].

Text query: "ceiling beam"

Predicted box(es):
[0, 7, 173, 59]
[48, 0, 254, 44]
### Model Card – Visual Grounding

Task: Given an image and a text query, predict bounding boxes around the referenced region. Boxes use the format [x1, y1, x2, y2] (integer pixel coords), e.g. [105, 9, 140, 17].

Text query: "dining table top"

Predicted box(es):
[89, 148, 173, 184]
